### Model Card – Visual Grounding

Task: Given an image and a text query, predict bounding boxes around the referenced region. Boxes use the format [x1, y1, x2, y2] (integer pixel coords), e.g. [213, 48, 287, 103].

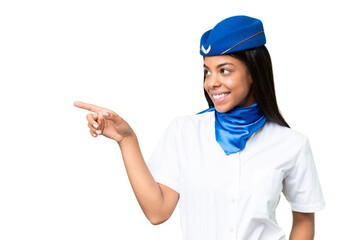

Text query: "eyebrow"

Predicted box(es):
[203, 62, 235, 69]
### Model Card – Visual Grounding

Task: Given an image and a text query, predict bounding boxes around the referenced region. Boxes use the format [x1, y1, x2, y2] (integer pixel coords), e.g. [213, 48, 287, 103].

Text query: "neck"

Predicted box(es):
[216, 103, 262, 122]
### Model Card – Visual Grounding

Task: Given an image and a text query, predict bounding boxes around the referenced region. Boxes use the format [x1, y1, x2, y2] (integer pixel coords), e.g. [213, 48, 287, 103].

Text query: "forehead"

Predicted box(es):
[203, 55, 243, 67]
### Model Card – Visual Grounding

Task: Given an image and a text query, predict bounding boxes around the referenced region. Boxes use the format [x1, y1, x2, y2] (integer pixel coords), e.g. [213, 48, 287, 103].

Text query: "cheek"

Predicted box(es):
[230, 73, 252, 90]
[227, 79, 252, 98]
[203, 77, 212, 90]
[203, 79, 208, 91]
[203, 81, 211, 97]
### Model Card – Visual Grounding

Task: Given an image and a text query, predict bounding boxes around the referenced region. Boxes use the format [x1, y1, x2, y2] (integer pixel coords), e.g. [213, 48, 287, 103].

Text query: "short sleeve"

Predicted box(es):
[146, 118, 181, 194]
[282, 138, 325, 212]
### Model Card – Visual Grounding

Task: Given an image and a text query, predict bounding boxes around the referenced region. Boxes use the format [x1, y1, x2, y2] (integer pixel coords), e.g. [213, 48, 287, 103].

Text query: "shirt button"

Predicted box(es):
[230, 227, 234, 232]
[231, 198, 236, 203]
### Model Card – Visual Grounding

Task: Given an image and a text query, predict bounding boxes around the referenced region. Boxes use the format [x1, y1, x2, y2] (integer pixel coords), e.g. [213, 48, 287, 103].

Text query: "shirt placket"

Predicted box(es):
[228, 152, 241, 239]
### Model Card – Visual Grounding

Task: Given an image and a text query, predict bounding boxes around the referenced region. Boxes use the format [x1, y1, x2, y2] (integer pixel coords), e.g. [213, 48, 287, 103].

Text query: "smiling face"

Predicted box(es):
[203, 55, 256, 113]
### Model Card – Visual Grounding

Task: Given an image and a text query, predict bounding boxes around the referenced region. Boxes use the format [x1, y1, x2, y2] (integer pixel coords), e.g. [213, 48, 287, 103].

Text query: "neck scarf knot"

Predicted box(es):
[197, 103, 267, 155]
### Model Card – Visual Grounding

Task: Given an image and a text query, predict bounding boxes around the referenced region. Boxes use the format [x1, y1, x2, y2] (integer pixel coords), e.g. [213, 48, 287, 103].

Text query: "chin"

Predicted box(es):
[214, 105, 233, 113]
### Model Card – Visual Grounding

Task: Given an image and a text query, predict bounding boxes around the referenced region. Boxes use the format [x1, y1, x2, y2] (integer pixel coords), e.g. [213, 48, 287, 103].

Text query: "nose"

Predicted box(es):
[206, 73, 221, 89]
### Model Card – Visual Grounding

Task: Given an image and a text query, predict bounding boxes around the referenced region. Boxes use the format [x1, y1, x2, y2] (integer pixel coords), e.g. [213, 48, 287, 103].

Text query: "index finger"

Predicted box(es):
[73, 101, 104, 113]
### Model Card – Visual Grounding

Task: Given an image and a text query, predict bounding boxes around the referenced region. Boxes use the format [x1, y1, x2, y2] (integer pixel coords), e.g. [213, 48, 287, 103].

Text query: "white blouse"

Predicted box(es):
[146, 111, 325, 240]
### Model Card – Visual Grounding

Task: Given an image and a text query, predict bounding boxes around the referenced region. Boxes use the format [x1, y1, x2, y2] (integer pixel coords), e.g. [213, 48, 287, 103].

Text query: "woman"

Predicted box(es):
[74, 15, 325, 240]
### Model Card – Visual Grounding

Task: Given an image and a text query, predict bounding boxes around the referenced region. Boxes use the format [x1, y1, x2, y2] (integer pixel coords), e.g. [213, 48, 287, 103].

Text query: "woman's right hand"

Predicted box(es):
[73, 101, 134, 144]
[74, 101, 180, 224]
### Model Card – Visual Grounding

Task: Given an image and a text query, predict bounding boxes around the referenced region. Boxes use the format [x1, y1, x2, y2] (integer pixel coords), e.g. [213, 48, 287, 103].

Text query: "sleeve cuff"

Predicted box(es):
[151, 172, 180, 194]
[290, 199, 326, 213]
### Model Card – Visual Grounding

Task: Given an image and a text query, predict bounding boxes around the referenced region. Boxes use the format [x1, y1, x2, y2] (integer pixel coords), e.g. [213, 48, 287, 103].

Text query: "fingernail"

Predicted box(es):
[103, 112, 109, 117]
[96, 130, 101, 135]
[93, 123, 98, 129]
[93, 134, 97, 137]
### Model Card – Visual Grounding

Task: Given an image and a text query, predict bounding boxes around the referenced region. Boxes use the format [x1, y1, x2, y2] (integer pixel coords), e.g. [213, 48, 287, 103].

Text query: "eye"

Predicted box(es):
[221, 69, 230, 74]
[204, 69, 211, 76]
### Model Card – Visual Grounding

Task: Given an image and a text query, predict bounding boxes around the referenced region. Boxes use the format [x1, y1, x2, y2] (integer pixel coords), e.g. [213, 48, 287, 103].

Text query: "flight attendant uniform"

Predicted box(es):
[146, 112, 325, 240]
[146, 15, 325, 240]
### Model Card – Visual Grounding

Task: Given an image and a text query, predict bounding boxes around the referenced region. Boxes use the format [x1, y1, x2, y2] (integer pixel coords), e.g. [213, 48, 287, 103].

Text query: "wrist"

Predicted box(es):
[117, 130, 137, 146]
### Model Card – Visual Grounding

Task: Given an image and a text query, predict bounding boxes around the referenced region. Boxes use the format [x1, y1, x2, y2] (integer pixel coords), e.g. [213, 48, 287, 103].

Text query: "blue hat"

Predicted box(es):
[200, 15, 266, 56]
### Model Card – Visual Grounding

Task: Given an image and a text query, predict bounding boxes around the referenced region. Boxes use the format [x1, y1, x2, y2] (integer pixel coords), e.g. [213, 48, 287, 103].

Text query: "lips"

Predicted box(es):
[211, 92, 230, 103]
[213, 92, 230, 99]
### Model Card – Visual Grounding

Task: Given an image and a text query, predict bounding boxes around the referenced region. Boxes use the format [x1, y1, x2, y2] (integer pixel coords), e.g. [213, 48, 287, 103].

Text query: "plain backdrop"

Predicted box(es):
[1, 0, 359, 239]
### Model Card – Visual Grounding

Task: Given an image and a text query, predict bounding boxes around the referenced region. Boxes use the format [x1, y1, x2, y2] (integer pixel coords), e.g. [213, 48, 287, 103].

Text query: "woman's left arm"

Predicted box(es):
[289, 211, 315, 240]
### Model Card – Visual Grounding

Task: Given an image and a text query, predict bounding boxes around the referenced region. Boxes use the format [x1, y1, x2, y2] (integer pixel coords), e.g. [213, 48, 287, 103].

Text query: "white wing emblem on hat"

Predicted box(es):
[201, 45, 211, 54]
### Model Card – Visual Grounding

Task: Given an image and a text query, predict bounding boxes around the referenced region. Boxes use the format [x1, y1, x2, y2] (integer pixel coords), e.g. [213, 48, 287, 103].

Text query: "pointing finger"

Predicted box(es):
[73, 101, 105, 113]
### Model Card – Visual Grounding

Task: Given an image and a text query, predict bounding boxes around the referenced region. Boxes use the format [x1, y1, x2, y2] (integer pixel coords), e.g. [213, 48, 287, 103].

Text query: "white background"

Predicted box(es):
[1, 0, 359, 239]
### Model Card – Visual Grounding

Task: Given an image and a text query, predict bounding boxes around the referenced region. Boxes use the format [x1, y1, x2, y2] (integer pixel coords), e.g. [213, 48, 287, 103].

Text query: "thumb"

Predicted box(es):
[101, 110, 121, 122]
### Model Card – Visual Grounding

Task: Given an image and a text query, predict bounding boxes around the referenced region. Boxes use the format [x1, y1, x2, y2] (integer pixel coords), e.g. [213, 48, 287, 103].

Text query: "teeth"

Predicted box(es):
[213, 93, 229, 99]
